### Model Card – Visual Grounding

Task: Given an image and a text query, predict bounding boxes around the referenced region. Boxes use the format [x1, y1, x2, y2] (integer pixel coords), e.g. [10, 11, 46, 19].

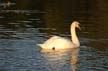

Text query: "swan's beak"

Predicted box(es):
[77, 24, 81, 30]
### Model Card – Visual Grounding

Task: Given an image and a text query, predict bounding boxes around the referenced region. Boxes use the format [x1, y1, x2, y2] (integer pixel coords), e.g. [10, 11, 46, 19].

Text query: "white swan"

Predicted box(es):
[37, 21, 81, 50]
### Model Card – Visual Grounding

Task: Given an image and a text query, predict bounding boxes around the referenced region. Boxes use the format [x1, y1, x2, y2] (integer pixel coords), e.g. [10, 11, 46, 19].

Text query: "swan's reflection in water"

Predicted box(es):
[71, 48, 79, 71]
[40, 48, 80, 71]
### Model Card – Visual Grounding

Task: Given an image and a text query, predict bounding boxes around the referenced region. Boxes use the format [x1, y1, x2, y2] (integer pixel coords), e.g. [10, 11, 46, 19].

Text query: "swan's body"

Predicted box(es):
[37, 21, 81, 50]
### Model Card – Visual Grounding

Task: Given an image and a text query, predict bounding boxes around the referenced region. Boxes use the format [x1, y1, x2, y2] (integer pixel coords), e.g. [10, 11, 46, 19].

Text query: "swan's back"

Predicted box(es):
[39, 36, 75, 50]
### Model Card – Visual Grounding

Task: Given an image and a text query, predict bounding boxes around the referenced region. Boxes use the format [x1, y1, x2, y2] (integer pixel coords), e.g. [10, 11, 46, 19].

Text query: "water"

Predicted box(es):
[0, 0, 108, 71]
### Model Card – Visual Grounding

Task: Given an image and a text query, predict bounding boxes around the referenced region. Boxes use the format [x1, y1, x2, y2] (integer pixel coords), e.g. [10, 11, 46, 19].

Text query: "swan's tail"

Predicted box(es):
[37, 44, 43, 47]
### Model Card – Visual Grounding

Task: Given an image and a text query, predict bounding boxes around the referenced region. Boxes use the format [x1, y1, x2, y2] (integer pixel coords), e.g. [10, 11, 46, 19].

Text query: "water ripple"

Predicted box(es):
[0, 10, 46, 14]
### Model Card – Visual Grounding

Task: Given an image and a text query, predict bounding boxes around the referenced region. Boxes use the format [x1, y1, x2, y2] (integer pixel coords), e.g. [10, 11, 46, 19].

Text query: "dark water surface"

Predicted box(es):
[0, 0, 108, 71]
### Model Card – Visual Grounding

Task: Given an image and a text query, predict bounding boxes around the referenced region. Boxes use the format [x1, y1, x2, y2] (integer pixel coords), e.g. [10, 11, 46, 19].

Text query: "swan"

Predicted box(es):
[37, 21, 81, 50]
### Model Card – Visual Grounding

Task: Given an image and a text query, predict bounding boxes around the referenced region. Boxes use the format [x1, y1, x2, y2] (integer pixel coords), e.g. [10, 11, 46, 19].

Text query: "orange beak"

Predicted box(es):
[77, 24, 81, 30]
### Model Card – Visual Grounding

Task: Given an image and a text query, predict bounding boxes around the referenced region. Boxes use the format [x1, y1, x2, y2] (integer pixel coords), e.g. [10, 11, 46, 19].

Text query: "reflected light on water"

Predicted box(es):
[71, 48, 80, 71]
[0, 1, 16, 8]
[40, 48, 80, 71]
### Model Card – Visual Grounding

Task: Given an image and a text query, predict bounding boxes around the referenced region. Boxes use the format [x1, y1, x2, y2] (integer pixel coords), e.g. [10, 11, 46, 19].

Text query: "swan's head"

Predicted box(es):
[71, 21, 81, 30]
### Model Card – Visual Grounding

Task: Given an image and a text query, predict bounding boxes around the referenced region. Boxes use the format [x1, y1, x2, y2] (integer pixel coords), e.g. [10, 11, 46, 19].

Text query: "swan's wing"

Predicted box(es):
[37, 36, 60, 47]
[43, 36, 62, 44]
[37, 36, 76, 49]
[43, 36, 74, 49]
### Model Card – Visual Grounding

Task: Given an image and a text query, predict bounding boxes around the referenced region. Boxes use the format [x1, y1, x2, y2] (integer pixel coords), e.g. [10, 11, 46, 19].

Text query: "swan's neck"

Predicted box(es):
[71, 27, 80, 47]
